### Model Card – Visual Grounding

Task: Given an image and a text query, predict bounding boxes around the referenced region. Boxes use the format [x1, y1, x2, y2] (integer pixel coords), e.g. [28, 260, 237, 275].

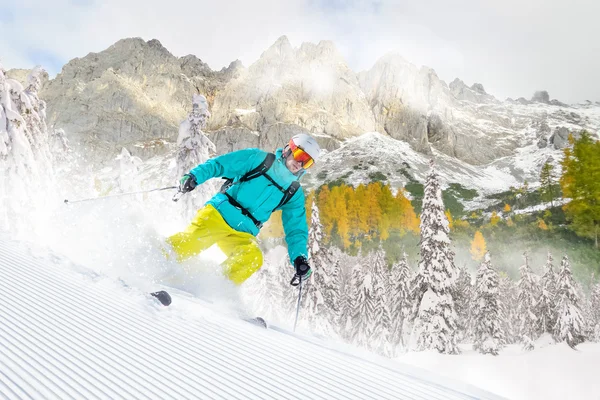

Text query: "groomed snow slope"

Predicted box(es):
[0, 237, 503, 400]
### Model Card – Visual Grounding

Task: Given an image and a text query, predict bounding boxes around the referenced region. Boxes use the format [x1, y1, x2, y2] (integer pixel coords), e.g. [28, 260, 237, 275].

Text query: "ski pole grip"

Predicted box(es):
[290, 274, 301, 286]
[172, 191, 184, 202]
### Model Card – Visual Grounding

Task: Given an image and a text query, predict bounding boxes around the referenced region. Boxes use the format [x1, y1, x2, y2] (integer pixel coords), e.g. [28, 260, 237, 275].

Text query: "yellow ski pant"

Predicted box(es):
[166, 204, 263, 285]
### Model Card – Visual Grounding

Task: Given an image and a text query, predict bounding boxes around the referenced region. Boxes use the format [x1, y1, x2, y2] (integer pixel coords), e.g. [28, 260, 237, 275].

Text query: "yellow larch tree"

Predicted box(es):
[355, 184, 370, 236]
[396, 189, 419, 235]
[331, 186, 351, 248]
[470, 230, 487, 261]
[317, 186, 335, 241]
[490, 211, 501, 226]
[367, 183, 383, 239]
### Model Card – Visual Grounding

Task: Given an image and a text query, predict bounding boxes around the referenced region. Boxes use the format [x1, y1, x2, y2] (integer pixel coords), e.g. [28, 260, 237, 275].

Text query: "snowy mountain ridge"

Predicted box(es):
[7, 36, 599, 173]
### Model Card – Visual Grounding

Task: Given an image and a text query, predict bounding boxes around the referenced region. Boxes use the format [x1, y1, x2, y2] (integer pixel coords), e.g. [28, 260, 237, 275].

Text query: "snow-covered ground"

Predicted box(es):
[0, 236, 501, 400]
[398, 341, 600, 400]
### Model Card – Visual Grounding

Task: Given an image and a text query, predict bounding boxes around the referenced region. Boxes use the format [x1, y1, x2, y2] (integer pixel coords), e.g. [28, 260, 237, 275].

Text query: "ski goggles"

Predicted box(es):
[289, 140, 314, 169]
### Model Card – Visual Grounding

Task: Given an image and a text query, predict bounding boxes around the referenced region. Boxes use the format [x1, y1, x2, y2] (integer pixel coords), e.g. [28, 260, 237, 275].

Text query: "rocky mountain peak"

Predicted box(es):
[532, 90, 550, 104]
[470, 83, 486, 94]
[220, 59, 245, 80]
[260, 35, 294, 60]
[298, 40, 344, 63]
[449, 78, 496, 104]
[25, 36, 599, 171]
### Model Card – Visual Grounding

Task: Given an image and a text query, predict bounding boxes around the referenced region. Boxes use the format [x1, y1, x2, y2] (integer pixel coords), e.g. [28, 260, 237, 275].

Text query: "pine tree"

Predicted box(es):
[350, 258, 377, 349]
[517, 252, 539, 350]
[0, 64, 42, 232]
[554, 255, 585, 348]
[498, 274, 518, 344]
[303, 199, 341, 338]
[453, 265, 473, 342]
[590, 279, 600, 342]
[410, 161, 459, 354]
[539, 161, 556, 207]
[560, 132, 600, 248]
[576, 280, 594, 340]
[341, 259, 362, 342]
[176, 94, 217, 219]
[21, 66, 53, 177]
[472, 252, 505, 355]
[389, 252, 412, 351]
[536, 252, 558, 335]
[370, 246, 393, 356]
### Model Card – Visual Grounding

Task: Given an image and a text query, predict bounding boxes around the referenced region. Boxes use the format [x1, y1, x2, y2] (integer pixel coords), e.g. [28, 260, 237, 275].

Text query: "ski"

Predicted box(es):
[150, 290, 172, 306]
[245, 317, 267, 329]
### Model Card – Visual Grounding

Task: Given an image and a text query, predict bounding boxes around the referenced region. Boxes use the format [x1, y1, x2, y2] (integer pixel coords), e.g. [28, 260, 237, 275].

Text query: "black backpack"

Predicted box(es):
[220, 153, 300, 229]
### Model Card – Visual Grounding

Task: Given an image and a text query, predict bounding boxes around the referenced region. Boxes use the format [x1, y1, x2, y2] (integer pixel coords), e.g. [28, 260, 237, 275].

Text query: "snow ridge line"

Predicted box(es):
[0, 239, 502, 399]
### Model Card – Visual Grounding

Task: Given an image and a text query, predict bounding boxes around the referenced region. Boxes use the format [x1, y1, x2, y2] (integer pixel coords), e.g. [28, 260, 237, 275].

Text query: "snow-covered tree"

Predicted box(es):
[554, 255, 585, 348]
[576, 280, 594, 340]
[17, 67, 54, 182]
[410, 161, 459, 354]
[389, 252, 412, 351]
[472, 252, 505, 355]
[498, 274, 518, 344]
[517, 252, 539, 350]
[0, 64, 41, 232]
[453, 265, 473, 342]
[340, 255, 361, 342]
[303, 199, 341, 338]
[176, 94, 217, 219]
[371, 246, 393, 356]
[349, 258, 378, 349]
[590, 278, 600, 342]
[536, 252, 557, 335]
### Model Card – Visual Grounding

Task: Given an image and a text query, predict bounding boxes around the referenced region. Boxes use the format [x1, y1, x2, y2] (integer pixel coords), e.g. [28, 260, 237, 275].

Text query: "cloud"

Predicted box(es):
[1, 0, 598, 103]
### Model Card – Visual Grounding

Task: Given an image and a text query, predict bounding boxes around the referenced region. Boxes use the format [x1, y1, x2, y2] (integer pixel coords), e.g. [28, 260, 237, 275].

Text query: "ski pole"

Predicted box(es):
[293, 278, 304, 333]
[64, 186, 178, 204]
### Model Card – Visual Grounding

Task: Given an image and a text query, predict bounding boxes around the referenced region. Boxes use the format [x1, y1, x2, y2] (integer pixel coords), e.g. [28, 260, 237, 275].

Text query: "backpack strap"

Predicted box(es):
[274, 181, 300, 211]
[239, 153, 275, 182]
[223, 192, 264, 229]
[219, 152, 301, 228]
[220, 153, 275, 194]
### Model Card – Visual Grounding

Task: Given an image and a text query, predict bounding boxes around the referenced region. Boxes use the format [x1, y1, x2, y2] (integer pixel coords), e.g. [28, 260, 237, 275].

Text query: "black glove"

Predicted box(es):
[290, 256, 312, 286]
[179, 173, 197, 193]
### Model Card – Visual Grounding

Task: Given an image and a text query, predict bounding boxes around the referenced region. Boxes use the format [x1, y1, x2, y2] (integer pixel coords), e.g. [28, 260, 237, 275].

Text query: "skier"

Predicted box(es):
[167, 133, 321, 286]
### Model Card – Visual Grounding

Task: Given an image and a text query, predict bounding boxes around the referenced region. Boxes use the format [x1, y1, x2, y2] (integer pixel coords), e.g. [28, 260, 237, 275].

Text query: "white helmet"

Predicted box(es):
[289, 133, 321, 162]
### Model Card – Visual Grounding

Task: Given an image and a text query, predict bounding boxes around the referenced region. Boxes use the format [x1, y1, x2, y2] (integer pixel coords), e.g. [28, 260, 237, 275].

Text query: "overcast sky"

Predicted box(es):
[1, 0, 598, 103]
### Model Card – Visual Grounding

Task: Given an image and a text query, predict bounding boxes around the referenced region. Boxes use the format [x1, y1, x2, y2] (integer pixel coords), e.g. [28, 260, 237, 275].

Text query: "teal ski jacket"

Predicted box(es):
[189, 148, 308, 264]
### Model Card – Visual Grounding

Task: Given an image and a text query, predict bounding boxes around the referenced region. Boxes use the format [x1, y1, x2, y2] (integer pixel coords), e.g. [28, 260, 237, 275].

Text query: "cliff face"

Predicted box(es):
[38, 38, 229, 163]
[19, 36, 598, 167]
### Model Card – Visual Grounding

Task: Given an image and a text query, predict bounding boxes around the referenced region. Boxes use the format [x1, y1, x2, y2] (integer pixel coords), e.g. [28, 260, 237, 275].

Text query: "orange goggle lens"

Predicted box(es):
[289, 141, 314, 169]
